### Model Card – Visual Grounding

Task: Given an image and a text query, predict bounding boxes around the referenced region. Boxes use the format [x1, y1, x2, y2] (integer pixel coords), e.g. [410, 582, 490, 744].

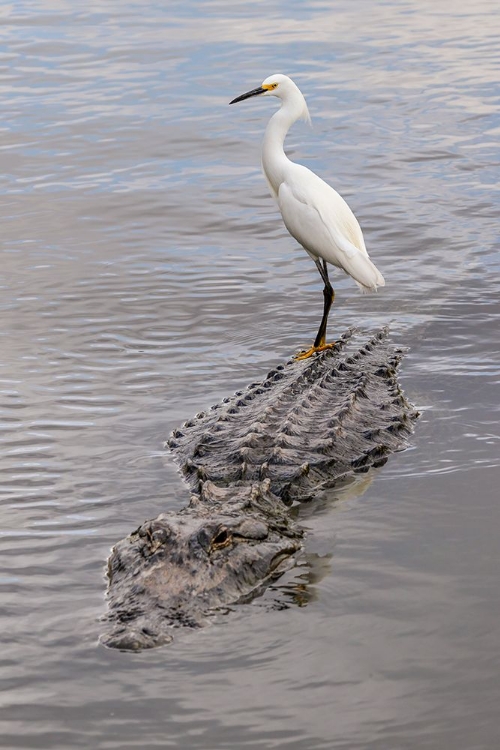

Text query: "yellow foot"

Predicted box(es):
[294, 342, 336, 361]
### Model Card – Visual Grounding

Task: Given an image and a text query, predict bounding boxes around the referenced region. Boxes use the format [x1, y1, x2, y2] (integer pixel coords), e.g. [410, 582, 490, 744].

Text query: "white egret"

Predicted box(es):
[229, 73, 385, 360]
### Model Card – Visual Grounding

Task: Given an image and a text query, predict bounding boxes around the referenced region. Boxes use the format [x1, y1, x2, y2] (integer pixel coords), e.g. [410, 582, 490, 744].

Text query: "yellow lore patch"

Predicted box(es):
[262, 83, 278, 90]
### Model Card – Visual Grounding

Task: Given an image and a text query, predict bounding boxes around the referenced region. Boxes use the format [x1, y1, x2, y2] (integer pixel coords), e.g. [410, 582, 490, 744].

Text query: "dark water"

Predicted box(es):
[1, 1, 499, 748]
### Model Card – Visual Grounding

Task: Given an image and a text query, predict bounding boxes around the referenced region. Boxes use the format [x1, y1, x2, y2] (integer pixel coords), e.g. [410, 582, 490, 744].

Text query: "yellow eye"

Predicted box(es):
[211, 527, 232, 550]
[271, 83, 278, 89]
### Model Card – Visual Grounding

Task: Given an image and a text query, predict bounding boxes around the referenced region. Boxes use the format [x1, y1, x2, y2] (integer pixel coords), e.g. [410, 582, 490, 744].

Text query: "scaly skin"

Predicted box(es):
[101, 328, 418, 650]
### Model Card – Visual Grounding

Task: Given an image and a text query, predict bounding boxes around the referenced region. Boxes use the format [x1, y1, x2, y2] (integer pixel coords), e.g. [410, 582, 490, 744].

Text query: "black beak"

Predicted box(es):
[229, 86, 266, 105]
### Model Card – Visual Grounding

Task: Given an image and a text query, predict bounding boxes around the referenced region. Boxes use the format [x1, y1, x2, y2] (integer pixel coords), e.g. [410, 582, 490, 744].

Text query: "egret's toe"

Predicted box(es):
[294, 343, 335, 361]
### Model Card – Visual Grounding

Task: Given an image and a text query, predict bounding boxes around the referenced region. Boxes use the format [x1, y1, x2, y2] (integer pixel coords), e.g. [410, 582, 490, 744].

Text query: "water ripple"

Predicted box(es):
[1, 1, 500, 748]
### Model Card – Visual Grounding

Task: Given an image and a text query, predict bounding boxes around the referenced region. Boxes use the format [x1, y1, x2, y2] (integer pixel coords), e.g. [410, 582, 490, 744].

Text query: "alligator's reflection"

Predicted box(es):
[260, 473, 376, 610]
[101, 329, 418, 651]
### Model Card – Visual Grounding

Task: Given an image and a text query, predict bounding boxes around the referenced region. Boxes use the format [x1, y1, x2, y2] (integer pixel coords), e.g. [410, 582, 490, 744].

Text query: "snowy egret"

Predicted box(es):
[230, 74, 385, 360]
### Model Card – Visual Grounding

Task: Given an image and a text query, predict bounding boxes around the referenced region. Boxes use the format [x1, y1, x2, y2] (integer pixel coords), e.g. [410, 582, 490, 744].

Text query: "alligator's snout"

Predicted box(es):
[100, 622, 173, 651]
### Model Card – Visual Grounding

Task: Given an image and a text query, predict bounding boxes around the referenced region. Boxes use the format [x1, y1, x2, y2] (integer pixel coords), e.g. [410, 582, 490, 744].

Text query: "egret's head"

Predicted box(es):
[230, 74, 310, 123]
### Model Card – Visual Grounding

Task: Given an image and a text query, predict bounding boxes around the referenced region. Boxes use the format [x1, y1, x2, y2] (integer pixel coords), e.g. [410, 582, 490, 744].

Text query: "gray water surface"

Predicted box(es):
[1, 1, 500, 748]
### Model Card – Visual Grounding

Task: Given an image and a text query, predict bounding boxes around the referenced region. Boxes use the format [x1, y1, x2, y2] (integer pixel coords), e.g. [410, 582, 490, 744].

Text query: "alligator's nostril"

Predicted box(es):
[151, 527, 170, 545]
[139, 520, 171, 545]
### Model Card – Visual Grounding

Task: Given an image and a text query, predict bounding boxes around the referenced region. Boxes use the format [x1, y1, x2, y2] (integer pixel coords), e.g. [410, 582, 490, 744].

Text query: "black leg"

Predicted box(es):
[295, 259, 335, 360]
[313, 260, 335, 348]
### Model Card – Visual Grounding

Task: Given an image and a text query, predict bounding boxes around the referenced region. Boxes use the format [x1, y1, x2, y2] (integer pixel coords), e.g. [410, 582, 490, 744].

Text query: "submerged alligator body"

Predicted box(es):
[101, 328, 418, 650]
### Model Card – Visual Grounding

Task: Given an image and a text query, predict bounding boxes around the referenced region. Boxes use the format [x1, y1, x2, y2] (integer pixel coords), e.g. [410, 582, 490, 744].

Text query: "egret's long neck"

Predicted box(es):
[261, 104, 300, 199]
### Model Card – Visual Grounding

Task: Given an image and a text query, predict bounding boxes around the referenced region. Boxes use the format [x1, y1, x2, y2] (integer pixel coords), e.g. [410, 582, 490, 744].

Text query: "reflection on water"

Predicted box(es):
[1, 0, 500, 748]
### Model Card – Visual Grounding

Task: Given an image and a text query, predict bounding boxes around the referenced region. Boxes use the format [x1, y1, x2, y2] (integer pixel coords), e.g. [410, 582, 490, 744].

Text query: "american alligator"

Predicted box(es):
[101, 328, 418, 651]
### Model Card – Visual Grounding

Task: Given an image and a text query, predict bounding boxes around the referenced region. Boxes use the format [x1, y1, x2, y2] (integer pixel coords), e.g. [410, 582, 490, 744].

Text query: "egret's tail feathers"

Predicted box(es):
[355, 269, 385, 293]
[328, 233, 385, 293]
[355, 279, 384, 293]
[344, 253, 385, 293]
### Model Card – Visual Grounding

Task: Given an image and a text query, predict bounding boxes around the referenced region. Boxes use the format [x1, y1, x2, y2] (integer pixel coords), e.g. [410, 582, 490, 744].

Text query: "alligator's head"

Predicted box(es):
[100, 508, 301, 651]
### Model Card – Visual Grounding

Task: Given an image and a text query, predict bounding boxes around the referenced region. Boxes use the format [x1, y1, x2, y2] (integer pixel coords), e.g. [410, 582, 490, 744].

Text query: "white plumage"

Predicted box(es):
[230, 73, 384, 358]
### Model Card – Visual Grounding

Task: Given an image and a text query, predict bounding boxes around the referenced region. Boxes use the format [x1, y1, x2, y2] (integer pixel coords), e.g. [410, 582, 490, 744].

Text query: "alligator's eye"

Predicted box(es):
[211, 527, 232, 549]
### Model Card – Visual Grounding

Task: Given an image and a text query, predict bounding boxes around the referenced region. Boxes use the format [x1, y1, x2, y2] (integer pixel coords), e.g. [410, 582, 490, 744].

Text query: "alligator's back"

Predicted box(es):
[167, 328, 418, 503]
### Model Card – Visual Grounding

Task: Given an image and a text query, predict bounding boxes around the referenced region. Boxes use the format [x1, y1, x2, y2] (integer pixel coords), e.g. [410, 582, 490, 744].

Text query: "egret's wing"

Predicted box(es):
[278, 165, 385, 290]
